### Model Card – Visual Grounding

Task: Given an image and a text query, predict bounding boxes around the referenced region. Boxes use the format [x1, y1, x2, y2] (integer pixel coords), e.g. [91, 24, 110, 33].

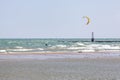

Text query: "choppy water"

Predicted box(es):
[0, 38, 120, 53]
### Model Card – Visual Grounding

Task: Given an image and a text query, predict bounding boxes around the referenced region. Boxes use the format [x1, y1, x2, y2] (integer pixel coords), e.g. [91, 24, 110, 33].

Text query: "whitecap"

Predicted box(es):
[10, 49, 33, 52]
[50, 45, 67, 49]
[75, 42, 85, 46]
[15, 46, 23, 49]
[0, 50, 7, 53]
[37, 48, 44, 50]
[67, 47, 85, 50]
[78, 49, 95, 53]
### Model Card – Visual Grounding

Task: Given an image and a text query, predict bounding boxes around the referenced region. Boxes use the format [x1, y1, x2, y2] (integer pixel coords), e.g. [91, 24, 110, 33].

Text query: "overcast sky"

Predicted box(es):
[0, 0, 120, 38]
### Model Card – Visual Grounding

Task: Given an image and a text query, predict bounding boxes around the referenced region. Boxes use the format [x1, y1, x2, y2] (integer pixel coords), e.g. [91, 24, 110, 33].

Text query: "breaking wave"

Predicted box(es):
[0, 39, 120, 53]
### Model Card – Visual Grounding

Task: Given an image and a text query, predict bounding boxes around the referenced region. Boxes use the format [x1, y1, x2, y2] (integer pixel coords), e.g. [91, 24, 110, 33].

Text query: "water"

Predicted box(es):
[0, 38, 120, 53]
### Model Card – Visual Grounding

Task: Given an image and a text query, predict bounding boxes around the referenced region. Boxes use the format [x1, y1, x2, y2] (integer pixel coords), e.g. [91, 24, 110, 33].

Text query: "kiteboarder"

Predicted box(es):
[45, 43, 48, 46]
[91, 32, 94, 42]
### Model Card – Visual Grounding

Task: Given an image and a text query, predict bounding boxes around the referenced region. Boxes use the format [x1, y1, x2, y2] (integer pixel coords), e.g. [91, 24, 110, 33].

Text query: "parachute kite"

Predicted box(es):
[83, 16, 90, 25]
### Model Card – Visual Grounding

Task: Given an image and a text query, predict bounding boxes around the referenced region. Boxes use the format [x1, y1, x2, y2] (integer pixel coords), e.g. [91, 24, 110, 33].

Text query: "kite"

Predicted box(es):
[83, 16, 90, 25]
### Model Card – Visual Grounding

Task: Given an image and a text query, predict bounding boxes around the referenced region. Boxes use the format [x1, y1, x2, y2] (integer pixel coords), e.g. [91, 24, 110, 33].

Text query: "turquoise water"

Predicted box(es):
[0, 38, 120, 53]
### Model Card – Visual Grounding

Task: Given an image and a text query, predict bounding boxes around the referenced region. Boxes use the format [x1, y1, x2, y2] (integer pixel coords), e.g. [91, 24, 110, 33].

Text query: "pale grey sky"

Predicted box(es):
[0, 0, 120, 38]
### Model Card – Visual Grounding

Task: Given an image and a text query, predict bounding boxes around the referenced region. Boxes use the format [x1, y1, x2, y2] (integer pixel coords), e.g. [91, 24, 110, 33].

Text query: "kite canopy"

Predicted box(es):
[83, 16, 90, 25]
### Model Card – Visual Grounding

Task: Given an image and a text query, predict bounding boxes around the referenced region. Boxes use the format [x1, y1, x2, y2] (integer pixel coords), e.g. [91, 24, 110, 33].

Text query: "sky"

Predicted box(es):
[0, 0, 120, 38]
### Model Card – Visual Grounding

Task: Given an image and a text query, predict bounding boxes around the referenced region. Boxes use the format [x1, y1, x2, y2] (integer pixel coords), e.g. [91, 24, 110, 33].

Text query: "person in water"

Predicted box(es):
[91, 32, 94, 42]
[45, 44, 48, 46]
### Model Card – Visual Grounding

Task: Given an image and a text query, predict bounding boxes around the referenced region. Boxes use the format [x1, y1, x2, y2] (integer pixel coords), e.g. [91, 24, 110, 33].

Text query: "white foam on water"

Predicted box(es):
[9, 49, 34, 52]
[67, 47, 86, 50]
[75, 42, 85, 46]
[101, 45, 120, 50]
[78, 50, 95, 53]
[1, 39, 120, 53]
[0, 50, 7, 53]
[64, 43, 120, 53]
[56, 45, 67, 48]
[15, 46, 23, 49]
[50, 45, 67, 49]
[37, 48, 44, 50]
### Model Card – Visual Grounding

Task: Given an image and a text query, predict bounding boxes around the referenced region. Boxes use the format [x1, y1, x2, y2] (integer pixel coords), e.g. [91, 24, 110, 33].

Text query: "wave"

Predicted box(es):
[0, 50, 7, 53]
[0, 48, 44, 53]
[0, 39, 120, 53]
[8, 49, 34, 52]
[49, 45, 67, 49]
[15, 46, 23, 49]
